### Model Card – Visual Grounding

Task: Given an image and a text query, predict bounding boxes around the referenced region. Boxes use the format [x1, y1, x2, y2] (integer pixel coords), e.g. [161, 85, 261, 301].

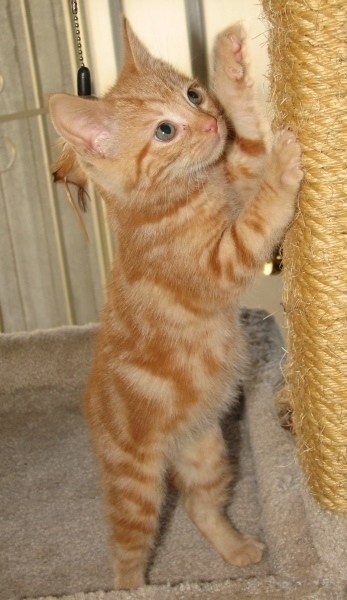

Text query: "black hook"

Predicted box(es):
[78, 65, 91, 96]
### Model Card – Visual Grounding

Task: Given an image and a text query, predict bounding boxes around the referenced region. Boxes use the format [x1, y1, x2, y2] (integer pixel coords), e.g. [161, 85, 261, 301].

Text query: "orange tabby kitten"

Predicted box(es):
[49, 20, 302, 590]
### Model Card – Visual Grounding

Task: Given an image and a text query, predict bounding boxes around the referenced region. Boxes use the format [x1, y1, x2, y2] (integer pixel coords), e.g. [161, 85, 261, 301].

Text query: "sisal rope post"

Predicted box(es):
[262, 0, 347, 512]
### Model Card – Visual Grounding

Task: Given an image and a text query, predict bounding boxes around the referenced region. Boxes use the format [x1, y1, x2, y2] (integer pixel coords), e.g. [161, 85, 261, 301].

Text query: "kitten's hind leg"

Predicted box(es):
[171, 425, 265, 567]
[97, 437, 167, 590]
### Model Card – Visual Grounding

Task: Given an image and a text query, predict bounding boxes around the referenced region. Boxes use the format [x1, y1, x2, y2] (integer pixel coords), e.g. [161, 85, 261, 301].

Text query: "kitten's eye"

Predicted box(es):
[187, 88, 203, 105]
[155, 122, 176, 141]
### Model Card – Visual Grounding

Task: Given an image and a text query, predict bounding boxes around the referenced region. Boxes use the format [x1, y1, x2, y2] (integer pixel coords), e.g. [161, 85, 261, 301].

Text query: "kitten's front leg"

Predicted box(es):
[213, 21, 259, 139]
[233, 129, 303, 266]
[209, 129, 302, 285]
[213, 23, 267, 202]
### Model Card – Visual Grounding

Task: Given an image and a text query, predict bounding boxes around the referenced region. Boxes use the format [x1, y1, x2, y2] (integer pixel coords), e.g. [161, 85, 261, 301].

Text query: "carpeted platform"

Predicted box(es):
[1, 310, 346, 600]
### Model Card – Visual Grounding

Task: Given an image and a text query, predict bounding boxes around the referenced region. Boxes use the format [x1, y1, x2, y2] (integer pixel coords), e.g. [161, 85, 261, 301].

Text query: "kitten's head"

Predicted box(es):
[49, 19, 227, 203]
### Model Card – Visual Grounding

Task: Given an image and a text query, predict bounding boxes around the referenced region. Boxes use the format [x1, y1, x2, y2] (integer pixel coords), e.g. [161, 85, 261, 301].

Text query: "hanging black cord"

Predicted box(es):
[71, 0, 92, 96]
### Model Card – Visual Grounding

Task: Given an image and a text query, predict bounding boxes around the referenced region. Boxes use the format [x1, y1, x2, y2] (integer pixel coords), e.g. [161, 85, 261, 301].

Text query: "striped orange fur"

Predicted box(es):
[49, 19, 303, 589]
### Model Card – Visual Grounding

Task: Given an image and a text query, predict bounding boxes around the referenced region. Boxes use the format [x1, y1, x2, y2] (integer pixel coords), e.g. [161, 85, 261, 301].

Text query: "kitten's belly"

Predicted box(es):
[87, 271, 247, 446]
[84, 296, 247, 461]
[98, 300, 245, 423]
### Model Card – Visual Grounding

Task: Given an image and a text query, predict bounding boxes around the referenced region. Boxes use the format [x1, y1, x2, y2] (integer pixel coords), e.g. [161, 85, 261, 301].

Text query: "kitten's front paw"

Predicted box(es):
[215, 21, 254, 88]
[273, 129, 303, 188]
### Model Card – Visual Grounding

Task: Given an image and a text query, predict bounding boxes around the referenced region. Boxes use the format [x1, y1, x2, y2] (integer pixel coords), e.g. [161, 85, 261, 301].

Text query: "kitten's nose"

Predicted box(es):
[203, 116, 218, 134]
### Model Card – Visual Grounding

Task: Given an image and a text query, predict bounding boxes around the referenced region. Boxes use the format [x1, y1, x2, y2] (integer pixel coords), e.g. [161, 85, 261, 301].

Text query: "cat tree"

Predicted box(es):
[262, 0, 347, 512]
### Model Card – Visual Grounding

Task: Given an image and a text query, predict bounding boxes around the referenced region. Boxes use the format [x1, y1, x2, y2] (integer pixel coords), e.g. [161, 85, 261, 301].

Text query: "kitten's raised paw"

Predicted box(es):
[273, 129, 303, 188]
[215, 21, 254, 87]
[224, 533, 265, 567]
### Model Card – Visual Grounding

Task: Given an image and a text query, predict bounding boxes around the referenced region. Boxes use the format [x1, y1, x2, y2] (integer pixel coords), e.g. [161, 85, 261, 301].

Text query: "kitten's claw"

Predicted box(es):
[228, 35, 243, 63]
[228, 66, 244, 81]
[273, 129, 304, 188]
[215, 21, 253, 87]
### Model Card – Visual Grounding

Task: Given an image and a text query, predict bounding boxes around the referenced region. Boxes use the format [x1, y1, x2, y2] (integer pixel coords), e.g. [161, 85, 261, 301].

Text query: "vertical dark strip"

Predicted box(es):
[184, 0, 208, 85]
[108, 0, 125, 72]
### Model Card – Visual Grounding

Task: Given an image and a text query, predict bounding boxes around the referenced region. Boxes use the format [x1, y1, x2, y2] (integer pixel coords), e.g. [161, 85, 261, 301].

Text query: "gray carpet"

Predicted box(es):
[0, 310, 346, 600]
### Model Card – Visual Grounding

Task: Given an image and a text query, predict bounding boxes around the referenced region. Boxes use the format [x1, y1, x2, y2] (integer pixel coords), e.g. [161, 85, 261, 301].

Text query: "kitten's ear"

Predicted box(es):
[48, 93, 114, 157]
[122, 17, 153, 71]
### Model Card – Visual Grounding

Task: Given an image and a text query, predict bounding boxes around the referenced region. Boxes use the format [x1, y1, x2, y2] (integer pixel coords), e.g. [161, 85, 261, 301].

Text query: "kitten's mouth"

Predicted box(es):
[191, 138, 225, 172]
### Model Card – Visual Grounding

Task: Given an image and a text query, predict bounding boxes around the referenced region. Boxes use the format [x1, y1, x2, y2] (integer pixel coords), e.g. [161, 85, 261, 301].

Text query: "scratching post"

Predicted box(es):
[262, 0, 347, 511]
